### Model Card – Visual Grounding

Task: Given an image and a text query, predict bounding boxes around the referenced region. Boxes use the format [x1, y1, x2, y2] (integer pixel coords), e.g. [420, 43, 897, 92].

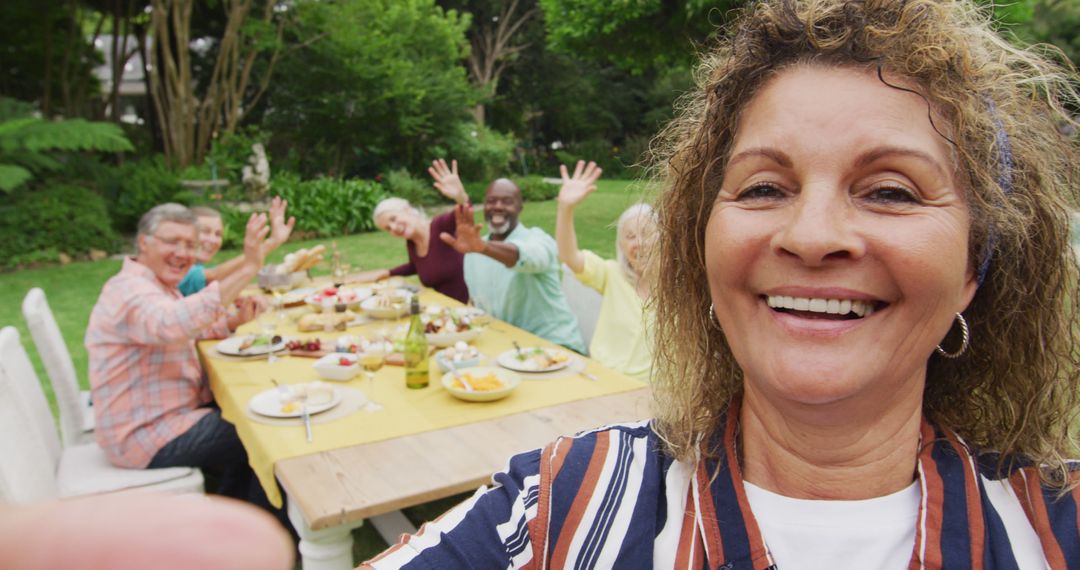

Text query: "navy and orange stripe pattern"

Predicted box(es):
[367, 411, 1079, 568]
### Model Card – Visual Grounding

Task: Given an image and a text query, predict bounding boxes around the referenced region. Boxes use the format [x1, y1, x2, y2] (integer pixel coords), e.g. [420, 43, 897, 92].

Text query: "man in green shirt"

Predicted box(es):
[439, 178, 585, 353]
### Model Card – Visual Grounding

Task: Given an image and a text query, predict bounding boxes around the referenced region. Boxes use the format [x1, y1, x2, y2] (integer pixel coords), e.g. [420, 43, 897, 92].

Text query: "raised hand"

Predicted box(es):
[439, 203, 486, 254]
[428, 158, 468, 204]
[265, 196, 296, 252]
[242, 212, 270, 267]
[557, 160, 602, 209]
[227, 296, 263, 330]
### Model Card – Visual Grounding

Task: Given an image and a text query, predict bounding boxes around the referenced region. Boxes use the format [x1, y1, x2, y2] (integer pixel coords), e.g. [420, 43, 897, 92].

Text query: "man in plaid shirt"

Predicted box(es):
[86, 203, 278, 513]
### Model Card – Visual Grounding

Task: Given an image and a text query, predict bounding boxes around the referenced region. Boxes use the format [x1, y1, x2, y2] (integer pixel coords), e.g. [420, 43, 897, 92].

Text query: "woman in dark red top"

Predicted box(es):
[355, 163, 470, 303]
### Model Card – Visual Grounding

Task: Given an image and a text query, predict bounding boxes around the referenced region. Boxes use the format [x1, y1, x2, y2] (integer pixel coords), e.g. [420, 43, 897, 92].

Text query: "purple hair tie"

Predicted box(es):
[976, 99, 1014, 286]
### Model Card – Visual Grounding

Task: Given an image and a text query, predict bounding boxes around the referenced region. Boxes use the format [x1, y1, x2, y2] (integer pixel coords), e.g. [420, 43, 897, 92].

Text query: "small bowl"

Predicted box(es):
[361, 293, 412, 319]
[312, 353, 360, 381]
[434, 348, 481, 372]
[441, 366, 520, 402]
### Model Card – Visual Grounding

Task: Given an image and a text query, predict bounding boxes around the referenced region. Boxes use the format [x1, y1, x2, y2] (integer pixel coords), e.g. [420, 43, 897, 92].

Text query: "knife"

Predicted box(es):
[300, 398, 313, 443]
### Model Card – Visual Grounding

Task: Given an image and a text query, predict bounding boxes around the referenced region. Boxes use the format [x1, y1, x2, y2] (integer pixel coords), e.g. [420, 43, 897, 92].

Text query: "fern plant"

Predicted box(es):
[0, 97, 134, 192]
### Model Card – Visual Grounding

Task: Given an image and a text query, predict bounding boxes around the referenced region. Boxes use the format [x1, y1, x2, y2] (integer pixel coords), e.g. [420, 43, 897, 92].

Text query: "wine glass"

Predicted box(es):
[256, 308, 279, 364]
[332, 262, 351, 288]
[358, 351, 386, 412]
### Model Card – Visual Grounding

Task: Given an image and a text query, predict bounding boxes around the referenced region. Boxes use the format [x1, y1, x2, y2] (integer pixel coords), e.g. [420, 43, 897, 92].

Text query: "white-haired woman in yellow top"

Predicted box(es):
[555, 160, 657, 381]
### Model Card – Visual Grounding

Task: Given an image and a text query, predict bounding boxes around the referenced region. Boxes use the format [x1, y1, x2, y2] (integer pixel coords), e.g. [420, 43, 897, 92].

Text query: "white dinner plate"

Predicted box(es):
[425, 327, 484, 347]
[215, 335, 288, 357]
[495, 347, 572, 373]
[248, 386, 343, 418]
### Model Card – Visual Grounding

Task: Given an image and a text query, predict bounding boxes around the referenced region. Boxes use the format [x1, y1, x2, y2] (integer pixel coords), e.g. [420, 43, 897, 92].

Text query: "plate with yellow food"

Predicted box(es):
[441, 367, 520, 402]
[248, 381, 342, 418]
[495, 347, 572, 373]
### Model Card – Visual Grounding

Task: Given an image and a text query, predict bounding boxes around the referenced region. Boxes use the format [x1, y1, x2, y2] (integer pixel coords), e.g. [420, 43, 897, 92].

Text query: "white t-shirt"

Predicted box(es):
[743, 481, 919, 570]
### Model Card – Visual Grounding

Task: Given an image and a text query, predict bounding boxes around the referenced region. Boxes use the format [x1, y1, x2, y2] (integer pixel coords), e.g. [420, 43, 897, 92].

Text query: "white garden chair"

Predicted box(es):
[0, 326, 204, 503]
[21, 287, 94, 445]
[561, 264, 603, 350]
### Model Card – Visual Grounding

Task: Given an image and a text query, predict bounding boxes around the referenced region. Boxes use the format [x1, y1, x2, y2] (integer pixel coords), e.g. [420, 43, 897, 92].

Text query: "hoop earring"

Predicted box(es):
[708, 303, 720, 329]
[935, 313, 970, 359]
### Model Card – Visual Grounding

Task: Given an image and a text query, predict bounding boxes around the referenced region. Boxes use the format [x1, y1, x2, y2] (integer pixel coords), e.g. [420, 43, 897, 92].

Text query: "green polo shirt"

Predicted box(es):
[463, 224, 585, 353]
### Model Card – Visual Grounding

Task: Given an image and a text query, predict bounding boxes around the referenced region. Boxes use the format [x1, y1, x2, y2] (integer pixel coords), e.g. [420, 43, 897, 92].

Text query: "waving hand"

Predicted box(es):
[556, 160, 602, 209]
[428, 159, 469, 205]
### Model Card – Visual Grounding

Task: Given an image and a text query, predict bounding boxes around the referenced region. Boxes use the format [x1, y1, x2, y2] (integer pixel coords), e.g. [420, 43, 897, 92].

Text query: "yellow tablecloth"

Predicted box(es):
[198, 288, 645, 507]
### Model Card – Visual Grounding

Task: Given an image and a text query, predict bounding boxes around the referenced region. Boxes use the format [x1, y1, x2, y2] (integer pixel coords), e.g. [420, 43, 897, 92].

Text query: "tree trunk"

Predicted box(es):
[465, 0, 535, 126]
[149, 0, 284, 167]
[136, 25, 163, 153]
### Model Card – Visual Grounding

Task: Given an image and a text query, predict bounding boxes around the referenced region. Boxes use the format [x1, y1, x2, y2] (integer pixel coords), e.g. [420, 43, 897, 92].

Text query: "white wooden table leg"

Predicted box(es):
[368, 510, 417, 545]
[288, 496, 363, 570]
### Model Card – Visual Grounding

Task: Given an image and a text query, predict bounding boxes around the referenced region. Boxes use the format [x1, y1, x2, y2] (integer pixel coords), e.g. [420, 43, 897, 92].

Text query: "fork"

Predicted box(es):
[449, 361, 474, 392]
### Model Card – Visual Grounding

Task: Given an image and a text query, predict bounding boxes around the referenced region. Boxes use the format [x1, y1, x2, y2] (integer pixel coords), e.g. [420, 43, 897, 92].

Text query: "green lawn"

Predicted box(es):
[0, 178, 652, 564]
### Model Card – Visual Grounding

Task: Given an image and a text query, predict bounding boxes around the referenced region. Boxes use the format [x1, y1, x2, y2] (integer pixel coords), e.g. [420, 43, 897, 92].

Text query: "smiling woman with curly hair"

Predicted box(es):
[362, 1, 1080, 567]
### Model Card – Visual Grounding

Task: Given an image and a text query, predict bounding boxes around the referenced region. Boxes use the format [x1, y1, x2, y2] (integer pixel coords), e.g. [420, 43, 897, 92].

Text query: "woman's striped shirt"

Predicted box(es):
[367, 409, 1080, 569]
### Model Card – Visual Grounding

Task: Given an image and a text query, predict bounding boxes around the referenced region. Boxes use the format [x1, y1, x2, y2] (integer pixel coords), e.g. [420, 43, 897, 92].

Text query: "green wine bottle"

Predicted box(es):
[403, 296, 429, 389]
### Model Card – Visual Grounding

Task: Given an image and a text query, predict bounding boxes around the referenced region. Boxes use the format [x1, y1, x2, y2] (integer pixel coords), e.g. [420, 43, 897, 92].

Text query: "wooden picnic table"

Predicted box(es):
[198, 285, 651, 570]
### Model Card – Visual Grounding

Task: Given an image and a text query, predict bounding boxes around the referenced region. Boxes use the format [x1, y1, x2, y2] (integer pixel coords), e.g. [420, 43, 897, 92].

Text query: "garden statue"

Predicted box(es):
[242, 143, 271, 198]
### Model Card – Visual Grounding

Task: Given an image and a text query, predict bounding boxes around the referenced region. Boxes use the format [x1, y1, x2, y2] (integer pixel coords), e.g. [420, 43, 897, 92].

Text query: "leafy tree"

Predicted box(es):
[538, 0, 745, 73]
[438, 0, 540, 125]
[265, 0, 476, 177]
[147, 0, 286, 168]
[0, 0, 103, 118]
[0, 98, 133, 192]
[1023, 0, 1080, 70]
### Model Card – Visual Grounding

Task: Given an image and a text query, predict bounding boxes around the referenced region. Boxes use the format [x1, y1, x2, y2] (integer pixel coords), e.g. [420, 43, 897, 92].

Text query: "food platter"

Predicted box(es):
[305, 286, 373, 311]
[279, 287, 317, 307]
[215, 335, 288, 357]
[495, 347, 572, 373]
[361, 292, 412, 319]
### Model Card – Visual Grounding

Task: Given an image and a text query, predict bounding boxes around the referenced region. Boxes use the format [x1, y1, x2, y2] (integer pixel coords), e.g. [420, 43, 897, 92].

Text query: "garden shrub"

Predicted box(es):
[515, 176, 559, 202]
[103, 155, 185, 232]
[461, 176, 556, 203]
[433, 123, 515, 183]
[276, 176, 385, 239]
[0, 184, 119, 269]
[382, 168, 443, 206]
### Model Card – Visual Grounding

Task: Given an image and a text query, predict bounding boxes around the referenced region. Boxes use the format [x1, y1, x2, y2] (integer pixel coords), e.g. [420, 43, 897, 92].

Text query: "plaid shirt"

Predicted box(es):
[86, 258, 231, 468]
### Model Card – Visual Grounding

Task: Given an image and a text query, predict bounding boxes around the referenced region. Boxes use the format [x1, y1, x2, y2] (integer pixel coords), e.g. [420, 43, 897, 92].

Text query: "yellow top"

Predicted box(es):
[574, 251, 653, 383]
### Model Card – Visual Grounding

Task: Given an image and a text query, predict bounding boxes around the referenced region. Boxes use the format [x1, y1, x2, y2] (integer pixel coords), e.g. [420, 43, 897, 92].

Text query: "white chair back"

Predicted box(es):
[0, 326, 205, 501]
[0, 327, 62, 502]
[22, 287, 91, 445]
[561, 265, 603, 350]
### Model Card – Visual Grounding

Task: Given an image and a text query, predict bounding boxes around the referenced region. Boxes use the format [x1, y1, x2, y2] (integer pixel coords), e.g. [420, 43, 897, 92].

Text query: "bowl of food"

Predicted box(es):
[423, 309, 483, 347]
[441, 366, 520, 402]
[361, 291, 413, 319]
[435, 342, 482, 372]
[312, 352, 360, 381]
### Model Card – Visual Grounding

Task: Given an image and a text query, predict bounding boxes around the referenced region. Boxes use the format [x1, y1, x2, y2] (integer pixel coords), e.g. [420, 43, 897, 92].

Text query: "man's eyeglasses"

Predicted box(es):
[150, 234, 198, 253]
